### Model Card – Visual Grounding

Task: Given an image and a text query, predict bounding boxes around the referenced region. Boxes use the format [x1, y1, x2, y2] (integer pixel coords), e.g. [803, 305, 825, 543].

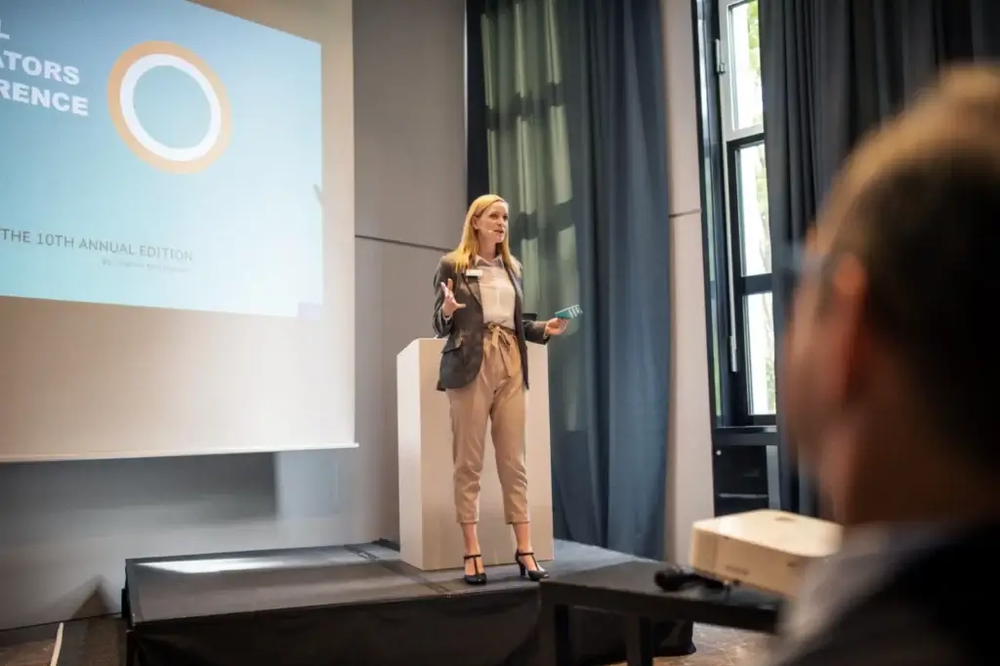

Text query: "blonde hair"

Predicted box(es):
[445, 194, 522, 275]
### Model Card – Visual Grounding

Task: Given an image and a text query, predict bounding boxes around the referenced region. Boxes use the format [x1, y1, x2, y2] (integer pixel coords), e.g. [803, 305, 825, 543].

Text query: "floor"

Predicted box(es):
[681, 625, 768, 666]
[0, 640, 51, 666]
[0, 624, 57, 666]
[0, 619, 765, 666]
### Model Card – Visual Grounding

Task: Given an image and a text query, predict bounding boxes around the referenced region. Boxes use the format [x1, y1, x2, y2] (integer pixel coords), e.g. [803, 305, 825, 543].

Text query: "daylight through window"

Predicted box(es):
[715, 0, 775, 423]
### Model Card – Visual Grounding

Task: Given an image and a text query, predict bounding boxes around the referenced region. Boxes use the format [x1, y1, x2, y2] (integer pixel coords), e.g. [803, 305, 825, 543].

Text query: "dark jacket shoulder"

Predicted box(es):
[434, 254, 455, 274]
[776, 523, 1000, 666]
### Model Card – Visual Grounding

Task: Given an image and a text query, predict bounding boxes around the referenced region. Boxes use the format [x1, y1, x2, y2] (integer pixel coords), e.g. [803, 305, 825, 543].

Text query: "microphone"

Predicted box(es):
[654, 564, 726, 592]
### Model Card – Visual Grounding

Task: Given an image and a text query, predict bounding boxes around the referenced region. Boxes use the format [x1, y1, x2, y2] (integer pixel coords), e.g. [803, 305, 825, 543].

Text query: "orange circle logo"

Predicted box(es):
[108, 41, 231, 174]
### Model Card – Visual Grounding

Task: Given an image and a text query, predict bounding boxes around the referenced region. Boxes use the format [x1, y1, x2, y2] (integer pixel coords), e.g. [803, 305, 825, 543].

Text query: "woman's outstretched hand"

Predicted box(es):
[543, 318, 568, 337]
[440, 279, 465, 318]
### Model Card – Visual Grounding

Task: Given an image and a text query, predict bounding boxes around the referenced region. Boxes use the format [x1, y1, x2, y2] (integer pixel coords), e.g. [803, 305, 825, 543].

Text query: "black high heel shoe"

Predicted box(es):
[463, 554, 487, 586]
[515, 550, 549, 581]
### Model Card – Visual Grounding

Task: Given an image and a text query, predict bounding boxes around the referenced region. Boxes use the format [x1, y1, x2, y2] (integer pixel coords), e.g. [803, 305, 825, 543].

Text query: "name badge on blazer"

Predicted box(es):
[465, 269, 483, 278]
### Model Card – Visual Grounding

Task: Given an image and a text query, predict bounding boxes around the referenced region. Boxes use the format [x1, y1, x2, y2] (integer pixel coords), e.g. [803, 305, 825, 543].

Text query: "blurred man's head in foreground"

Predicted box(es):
[783, 66, 1000, 527]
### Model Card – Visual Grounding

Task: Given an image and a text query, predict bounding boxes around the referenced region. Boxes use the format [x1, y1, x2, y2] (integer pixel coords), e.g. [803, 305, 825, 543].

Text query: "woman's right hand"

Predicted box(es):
[440, 278, 466, 318]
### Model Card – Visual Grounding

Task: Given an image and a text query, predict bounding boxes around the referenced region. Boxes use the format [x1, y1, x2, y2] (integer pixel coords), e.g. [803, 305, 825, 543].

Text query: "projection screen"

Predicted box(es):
[0, 0, 356, 461]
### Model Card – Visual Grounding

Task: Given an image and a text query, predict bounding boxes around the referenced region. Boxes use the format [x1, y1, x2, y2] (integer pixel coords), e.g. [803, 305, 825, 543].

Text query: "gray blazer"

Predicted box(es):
[432, 256, 548, 391]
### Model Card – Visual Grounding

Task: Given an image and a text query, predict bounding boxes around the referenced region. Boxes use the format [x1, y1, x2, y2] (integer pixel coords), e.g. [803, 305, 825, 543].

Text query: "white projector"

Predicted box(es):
[689, 509, 842, 597]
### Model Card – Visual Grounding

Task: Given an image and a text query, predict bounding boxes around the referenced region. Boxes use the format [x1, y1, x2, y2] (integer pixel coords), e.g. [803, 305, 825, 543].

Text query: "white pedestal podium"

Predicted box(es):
[396, 338, 554, 571]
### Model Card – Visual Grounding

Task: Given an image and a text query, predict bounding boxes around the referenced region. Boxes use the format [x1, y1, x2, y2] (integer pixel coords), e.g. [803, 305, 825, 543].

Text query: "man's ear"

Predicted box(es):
[826, 254, 870, 402]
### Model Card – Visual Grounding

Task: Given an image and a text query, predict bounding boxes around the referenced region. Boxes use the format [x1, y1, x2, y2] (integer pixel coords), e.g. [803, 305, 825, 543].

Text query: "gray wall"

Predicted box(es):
[662, 0, 715, 565]
[0, 0, 466, 630]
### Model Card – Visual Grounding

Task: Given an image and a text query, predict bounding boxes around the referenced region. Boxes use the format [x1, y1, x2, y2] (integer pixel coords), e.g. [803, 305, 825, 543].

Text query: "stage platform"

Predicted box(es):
[122, 539, 694, 666]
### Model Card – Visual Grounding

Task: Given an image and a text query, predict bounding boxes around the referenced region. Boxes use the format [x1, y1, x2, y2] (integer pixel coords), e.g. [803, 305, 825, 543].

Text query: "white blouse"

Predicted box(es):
[476, 255, 516, 329]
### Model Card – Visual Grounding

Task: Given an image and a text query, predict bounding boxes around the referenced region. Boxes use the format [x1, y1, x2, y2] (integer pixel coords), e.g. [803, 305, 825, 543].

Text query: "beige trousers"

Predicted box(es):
[446, 325, 529, 524]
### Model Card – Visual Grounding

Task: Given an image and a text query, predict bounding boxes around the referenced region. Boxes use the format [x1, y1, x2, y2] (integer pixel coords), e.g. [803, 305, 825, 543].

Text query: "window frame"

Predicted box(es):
[698, 0, 776, 429]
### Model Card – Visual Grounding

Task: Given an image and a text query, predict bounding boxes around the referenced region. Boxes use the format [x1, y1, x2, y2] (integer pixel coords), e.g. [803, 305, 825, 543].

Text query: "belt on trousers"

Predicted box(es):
[485, 323, 519, 378]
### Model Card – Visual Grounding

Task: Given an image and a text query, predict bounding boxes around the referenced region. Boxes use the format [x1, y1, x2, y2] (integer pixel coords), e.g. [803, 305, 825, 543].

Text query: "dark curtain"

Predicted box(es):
[466, 0, 491, 206]
[761, 0, 1000, 516]
[478, 0, 671, 558]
